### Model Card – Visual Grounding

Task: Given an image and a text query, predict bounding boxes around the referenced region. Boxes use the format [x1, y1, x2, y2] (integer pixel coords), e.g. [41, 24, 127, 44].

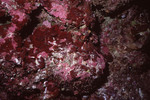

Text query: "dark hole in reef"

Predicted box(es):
[8, 96, 25, 100]
[76, 0, 84, 7]
[91, 63, 110, 92]
[59, 81, 75, 96]
[139, 60, 150, 74]
[135, 0, 150, 11]
[88, 17, 101, 48]
[141, 29, 150, 56]
[135, 0, 150, 23]
[8, 89, 41, 100]
[19, 6, 43, 40]
[0, 14, 11, 24]
[91, 4, 103, 11]
[140, 35, 150, 73]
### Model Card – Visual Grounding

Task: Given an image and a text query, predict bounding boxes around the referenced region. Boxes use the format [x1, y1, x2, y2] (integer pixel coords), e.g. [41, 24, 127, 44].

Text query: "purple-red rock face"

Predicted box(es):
[1, 0, 150, 100]
[0, 0, 106, 99]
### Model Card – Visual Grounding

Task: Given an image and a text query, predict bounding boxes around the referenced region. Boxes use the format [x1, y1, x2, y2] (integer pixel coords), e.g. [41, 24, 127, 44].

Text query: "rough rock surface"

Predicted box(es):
[0, 0, 150, 100]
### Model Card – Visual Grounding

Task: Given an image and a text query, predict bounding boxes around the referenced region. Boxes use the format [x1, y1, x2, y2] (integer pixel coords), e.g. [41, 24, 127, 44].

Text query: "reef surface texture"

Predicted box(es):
[0, 0, 150, 100]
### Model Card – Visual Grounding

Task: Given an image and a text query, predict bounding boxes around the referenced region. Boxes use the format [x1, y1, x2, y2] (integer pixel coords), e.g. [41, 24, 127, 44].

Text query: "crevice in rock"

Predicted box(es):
[19, 6, 43, 40]
[0, 14, 11, 24]
[92, 63, 110, 91]
[140, 35, 150, 74]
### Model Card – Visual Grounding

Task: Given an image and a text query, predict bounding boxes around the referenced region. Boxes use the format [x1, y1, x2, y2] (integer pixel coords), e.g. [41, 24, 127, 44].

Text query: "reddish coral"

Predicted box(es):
[2, 0, 149, 100]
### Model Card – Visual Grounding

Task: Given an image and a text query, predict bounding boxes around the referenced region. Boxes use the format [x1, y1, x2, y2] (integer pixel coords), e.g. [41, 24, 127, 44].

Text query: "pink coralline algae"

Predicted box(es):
[2, 0, 149, 100]
[25, 24, 105, 81]
[0, 0, 106, 99]
[50, 2, 68, 19]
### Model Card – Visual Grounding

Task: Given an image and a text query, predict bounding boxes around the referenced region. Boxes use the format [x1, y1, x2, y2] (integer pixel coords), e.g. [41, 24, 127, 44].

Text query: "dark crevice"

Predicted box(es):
[139, 34, 150, 74]
[141, 34, 150, 57]
[19, 6, 43, 40]
[135, 0, 150, 11]
[139, 60, 150, 74]
[8, 89, 41, 100]
[88, 17, 101, 50]
[91, 4, 103, 11]
[92, 63, 110, 91]
[76, 0, 84, 7]
[0, 14, 11, 24]
[90, 17, 101, 35]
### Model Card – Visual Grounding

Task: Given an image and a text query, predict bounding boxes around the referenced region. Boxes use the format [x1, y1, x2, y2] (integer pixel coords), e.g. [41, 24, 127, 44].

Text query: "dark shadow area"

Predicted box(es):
[140, 35, 150, 73]
[88, 16, 102, 50]
[19, 6, 43, 40]
[92, 63, 110, 91]
[59, 81, 75, 97]
[139, 60, 150, 74]
[0, 14, 11, 24]
[8, 89, 41, 100]
[135, 0, 150, 22]
[139, 0, 150, 73]
[91, 4, 103, 11]
[135, 0, 150, 11]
